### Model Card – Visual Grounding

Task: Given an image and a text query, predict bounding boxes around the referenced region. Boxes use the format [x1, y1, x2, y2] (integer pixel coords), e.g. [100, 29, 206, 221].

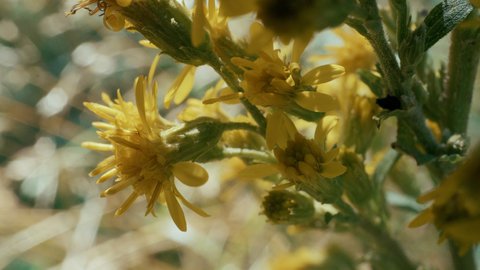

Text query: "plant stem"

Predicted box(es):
[445, 15, 480, 135]
[449, 240, 477, 270]
[221, 122, 262, 134]
[357, 0, 444, 159]
[221, 147, 275, 162]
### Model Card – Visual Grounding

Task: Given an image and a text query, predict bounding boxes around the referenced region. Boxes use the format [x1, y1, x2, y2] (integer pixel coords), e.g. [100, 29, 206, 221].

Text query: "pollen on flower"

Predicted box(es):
[83, 55, 209, 231]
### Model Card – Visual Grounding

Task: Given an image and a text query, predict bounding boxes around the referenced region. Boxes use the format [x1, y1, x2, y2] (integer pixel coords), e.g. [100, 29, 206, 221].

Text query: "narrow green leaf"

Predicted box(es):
[414, 0, 474, 50]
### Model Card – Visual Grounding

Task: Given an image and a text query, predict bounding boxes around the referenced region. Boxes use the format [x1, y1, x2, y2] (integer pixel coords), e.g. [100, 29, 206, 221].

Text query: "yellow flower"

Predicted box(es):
[191, 0, 230, 47]
[240, 112, 345, 191]
[82, 55, 208, 231]
[228, 39, 344, 112]
[311, 27, 377, 74]
[271, 113, 347, 184]
[409, 144, 480, 254]
[67, 0, 132, 31]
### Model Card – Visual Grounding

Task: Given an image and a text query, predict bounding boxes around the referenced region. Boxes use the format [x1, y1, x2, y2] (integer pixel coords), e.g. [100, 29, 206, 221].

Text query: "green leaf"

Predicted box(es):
[357, 69, 384, 97]
[414, 0, 474, 50]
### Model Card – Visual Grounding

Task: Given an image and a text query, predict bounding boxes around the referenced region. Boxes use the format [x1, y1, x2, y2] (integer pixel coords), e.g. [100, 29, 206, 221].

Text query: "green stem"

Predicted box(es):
[445, 14, 480, 135]
[448, 240, 477, 270]
[222, 147, 275, 162]
[357, 0, 444, 158]
[221, 122, 262, 134]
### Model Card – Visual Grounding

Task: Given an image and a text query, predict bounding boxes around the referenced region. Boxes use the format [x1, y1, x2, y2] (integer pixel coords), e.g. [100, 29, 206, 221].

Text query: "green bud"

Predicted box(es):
[164, 117, 224, 163]
[262, 190, 315, 224]
[337, 151, 373, 208]
[399, 24, 426, 76]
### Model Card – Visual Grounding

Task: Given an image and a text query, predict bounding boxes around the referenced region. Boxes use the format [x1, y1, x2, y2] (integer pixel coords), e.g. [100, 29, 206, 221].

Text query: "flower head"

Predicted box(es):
[409, 145, 480, 254]
[83, 55, 209, 231]
[229, 39, 344, 113]
[270, 113, 347, 184]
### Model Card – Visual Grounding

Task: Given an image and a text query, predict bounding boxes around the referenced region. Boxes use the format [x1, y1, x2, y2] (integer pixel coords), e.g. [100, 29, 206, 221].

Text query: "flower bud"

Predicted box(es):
[263, 190, 315, 224]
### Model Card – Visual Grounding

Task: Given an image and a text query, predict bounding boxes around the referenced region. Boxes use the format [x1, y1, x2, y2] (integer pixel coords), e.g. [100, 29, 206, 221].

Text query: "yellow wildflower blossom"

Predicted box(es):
[240, 112, 345, 191]
[82, 55, 209, 231]
[409, 144, 480, 254]
[226, 38, 344, 112]
[67, 0, 132, 31]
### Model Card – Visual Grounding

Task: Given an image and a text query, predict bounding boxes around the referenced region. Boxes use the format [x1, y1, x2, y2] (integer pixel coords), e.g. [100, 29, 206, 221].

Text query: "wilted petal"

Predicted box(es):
[172, 162, 208, 187]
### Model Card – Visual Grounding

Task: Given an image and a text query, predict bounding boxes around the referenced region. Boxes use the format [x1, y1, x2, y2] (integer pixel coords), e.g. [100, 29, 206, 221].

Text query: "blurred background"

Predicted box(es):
[0, 0, 479, 269]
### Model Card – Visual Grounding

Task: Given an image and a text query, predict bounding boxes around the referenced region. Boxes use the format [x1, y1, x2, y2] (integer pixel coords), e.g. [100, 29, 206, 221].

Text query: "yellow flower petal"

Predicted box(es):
[174, 186, 209, 217]
[314, 116, 338, 147]
[115, 192, 139, 216]
[192, 0, 207, 47]
[164, 65, 196, 109]
[164, 182, 187, 231]
[266, 111, 297, 149]
[81, 142, 114, 152]
[172, 161, 208, 187]
[96, 168, 118, 184]
[320, 161, 346, 178]
[296, 91, 338, 112]
[408, 209, 434, 228]
[302, 65, 345, 85]
[89, 155, 116, 176]
[145, 182, 162, 216]
[237, 163, 279, 179]
[134, 75, 151, 133]
[148, 54, 161, 87]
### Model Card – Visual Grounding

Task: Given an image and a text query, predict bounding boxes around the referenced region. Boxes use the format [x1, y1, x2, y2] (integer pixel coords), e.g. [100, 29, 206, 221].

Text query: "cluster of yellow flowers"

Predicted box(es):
[70, 4, 480, 264]
[71, 0, 381, 232]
